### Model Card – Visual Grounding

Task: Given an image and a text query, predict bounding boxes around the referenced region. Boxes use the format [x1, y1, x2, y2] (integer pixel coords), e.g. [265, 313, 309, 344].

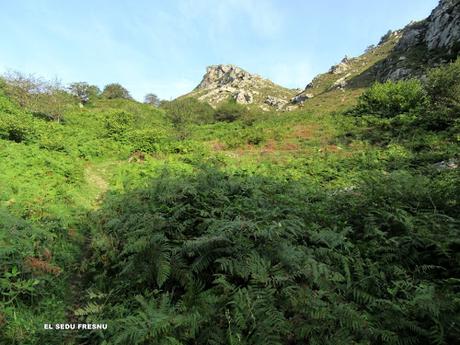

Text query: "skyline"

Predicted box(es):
[0, 0, 439, 101]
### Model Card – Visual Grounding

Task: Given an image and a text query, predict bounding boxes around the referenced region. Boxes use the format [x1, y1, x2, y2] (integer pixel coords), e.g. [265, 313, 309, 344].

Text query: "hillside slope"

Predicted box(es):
[292, 0, 460, 110]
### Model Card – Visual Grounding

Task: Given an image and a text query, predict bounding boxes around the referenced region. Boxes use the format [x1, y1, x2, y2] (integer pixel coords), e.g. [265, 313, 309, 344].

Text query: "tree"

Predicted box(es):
[102, 83, 132, 100]
[68, 82, 100, 104]
[2, 71, 71, 122]
[144, 93, 160, 107]
[2, 71, 45, 107]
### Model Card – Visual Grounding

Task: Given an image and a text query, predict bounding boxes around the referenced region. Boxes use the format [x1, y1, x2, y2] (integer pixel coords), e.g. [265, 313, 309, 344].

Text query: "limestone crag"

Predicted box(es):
[376, 0, 460, 81]
[184, 64, 296, 110]
[195, 65, 258, 90]
[264, 96, 288, 110]
[396, 0, 460, 52]
[290, 93, 313, 105]
[329, 57, 351, 75]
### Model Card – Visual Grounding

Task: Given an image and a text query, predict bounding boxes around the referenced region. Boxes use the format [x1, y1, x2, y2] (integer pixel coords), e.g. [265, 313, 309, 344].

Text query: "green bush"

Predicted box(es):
[161, 98, 215, 126]
[104, 110, 135, 138]
[125, 128, 169, 153]
[423, 57, 460, 130]
[355, 80, 427, 118]
[0, 92, 36, 142]
[214, 100, 247, 122]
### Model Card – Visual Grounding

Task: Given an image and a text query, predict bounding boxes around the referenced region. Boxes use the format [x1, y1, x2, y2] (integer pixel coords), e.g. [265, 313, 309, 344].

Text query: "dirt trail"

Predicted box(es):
[84, 164, 110, 204]
[65, 163, 113, 336]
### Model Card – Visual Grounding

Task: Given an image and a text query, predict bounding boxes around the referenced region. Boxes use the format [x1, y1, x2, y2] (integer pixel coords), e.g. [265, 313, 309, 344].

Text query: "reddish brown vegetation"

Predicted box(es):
[210, 140, 226, 151]
[290, 124, 318, 140]
[24, 254, 61, 276]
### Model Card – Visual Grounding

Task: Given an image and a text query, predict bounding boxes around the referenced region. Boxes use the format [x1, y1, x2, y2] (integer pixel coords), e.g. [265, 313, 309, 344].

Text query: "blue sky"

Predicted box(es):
[0, 0, 438, 101]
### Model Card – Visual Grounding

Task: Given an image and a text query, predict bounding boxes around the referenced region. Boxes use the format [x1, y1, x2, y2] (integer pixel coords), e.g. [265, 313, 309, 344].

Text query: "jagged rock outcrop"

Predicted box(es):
[264, 96, 288, 110]
[291, 93, 313, 105]
[195, 65, 257, 90]
[329, 57, 351, 75]
[377, 0, 460, 81]
[234, 90, 253, 104]
[331, 73, 351, 90]
[396, 0, 460, 53]
[182, 64, 296, 110]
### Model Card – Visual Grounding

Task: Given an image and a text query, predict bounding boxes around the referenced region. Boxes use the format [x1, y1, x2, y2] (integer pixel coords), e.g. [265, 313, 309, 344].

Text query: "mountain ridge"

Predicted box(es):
[179, 0, 459, 111]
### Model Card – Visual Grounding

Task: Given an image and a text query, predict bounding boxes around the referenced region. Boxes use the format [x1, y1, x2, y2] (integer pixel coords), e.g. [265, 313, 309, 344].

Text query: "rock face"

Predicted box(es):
[195, 65, 256, 90]
[291, 93, 313, 105]
[264, 96, 288, 110]
[356, 0, 460, 83]
[234, 90, 253, 104]
[329, 57, 351, 75]
[331, 73, 352, 90]
[183, 64, 296, 110]
[396, 0, 460, 53]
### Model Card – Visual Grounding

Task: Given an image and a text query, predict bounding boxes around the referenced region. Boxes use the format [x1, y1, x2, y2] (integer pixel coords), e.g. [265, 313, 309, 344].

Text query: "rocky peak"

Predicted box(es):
[184, 64, 296, 110]
[195, 64, 261, 90]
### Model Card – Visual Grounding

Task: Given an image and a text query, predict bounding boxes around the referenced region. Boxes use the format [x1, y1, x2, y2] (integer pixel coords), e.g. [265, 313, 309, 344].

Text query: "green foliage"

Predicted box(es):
[104, 110, 135, 138]
[84, 167, 459, 345]
[423, 57, 460, 130]
[214, 100, 247, 122]
[1, 59, 459, 345]
[161, 98, 216, 126]
[0, 93, 35, 142]
[144, 93, 161, 107]
[102, 83, 132, 100]
[2, 71, 74, 122]
[68, 82, 101, 104]
[355, 79, 428, 118]
[350, 59, 460, 146]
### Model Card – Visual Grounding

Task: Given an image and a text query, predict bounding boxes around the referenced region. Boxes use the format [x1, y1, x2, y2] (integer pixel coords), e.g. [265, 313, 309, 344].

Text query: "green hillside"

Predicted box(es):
[1, 50, 459, 344]
[1, 0, 460, 342]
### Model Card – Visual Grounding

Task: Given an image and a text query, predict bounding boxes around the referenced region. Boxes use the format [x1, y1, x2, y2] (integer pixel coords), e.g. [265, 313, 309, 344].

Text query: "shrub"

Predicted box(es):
[214, 100, 247, 122]
[423, 57, 460, 130]
[126, 128, 169, 153]
[0, 92, 36, 142]
[355, 80, 427, 118]
[161, 98, 215, 126]
[104, 110, 135, 138]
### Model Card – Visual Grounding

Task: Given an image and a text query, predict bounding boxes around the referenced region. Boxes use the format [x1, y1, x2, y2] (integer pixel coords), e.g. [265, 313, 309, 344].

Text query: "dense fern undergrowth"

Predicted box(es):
[0, 60, 459, 345]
